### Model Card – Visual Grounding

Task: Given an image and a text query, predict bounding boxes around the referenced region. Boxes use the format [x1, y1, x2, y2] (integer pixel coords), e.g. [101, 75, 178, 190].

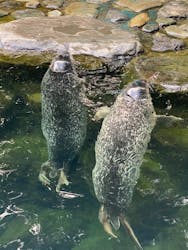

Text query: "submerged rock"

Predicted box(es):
[152, 32, 185, 52]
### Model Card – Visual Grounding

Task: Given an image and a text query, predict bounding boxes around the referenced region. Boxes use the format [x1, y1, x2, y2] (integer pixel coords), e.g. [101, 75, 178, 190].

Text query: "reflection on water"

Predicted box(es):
[0, 64, 188, 249]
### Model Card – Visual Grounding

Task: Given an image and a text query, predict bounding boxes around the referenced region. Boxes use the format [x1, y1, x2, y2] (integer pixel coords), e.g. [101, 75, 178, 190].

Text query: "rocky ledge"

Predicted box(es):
[0, 15, 142, 66]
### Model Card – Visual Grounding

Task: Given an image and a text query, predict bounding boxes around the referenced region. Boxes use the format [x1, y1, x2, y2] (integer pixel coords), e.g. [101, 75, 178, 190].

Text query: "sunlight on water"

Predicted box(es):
[0, 64, 188, 249]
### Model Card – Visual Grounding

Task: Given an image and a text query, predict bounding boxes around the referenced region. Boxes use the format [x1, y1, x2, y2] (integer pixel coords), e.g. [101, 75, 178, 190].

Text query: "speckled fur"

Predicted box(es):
[92, 81, 156, 216]
[41, 54, 87, 169]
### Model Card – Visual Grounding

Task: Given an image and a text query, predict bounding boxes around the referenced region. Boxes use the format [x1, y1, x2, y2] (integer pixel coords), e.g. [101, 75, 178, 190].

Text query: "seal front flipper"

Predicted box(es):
[56, 167, 70, 193]
[38, 161, 56, 187]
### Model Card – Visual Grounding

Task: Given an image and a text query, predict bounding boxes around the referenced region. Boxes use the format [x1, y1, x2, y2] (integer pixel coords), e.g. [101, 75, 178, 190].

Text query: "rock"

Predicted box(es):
[0, 16, 142, 65]
[86, 0, 109, 3]
[11, 9, 45, 19]
[114, 0, 166, 12]
[42, 0, 64, 9]
[165, 22, 188, 39]
[47, 10, 62, 17]
[154, 127, 188, 149]
[124, 50, 188, 94]
[105, 9, 128, 23]
[64, 2, 98, 18]
[156, 17, 176, 27]
[0, 9, 9, 17]
[142, 21, 159, 33]
[152, 32, 185, 52]
[129, 13, 149, 28]
[158, 0, 188, 18]
[25, 0, 40, 8]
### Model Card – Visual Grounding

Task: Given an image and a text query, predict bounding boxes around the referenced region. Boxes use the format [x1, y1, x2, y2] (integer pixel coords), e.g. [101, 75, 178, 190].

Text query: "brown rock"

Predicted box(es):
[64, 2, 98, 18]
[114, 0, 166, 12]
[129, 13, 149, 27]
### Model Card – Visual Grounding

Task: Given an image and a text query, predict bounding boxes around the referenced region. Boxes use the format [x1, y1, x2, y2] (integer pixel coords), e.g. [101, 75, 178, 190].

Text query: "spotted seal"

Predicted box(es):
[39, 53, 87, 192]
[92, 80, 156, 249]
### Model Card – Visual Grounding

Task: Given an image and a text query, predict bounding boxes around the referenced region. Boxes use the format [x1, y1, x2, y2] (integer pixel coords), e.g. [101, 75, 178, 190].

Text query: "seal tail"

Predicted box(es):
[119, 213, 143, 250]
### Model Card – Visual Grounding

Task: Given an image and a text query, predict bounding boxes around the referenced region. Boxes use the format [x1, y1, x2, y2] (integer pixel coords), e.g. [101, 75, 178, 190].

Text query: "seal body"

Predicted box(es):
[41, 53, 87, 170]
[92, 80, 156, 224]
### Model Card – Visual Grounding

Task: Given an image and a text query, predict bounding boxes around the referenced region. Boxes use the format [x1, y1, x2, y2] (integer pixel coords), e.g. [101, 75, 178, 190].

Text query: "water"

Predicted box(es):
[0, 64, 188, 250]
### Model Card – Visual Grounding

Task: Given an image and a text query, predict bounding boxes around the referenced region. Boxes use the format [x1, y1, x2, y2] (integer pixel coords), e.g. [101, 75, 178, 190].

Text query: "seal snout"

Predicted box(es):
[126, 80, 149, 101]
[51, 60, 72, 73]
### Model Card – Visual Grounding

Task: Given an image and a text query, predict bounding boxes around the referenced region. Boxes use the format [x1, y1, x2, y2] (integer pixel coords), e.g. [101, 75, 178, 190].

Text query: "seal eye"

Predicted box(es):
[51, 60, 71, 73]
[127, 87, 146, 100]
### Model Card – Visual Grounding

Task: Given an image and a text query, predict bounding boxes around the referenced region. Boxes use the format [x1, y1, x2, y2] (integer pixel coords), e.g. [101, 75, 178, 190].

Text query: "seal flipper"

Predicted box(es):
[110, 215, 120, 231]
[99, 205, 118, 238]
[120, 214, 143, 250]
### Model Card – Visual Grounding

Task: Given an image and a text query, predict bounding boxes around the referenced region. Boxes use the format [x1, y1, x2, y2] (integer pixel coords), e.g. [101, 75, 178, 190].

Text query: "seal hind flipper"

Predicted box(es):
[110, 215, 120, 231]
[98, 205, 118, 238]
[120, 214, 143, 250]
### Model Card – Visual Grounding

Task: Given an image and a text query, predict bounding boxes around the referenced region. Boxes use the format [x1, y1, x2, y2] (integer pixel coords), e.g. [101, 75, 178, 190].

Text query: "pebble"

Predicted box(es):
[129, 13, 149, 28]
[47, 10, 62, 17]
[142, 21, 159, 33]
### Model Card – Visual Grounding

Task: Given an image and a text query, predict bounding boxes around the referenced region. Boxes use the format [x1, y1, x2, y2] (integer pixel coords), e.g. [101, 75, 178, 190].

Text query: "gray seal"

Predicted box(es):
[92, 80, 156, 249]
[39, 53, 87, 192]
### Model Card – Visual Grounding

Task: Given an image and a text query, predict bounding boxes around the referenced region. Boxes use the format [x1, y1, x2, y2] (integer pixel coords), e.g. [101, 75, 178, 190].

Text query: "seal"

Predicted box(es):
[92, 80, 156, 249]
[39, 52, 87, 193]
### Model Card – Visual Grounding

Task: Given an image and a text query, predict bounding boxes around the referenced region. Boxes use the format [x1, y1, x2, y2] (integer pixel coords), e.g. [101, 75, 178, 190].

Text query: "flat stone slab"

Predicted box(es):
[0, 16, 142, 65]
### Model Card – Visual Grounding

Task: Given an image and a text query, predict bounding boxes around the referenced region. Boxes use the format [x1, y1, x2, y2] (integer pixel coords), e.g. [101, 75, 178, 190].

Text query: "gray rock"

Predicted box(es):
[105, 9, 129, 23]
[42, 0, 64, 9]
[158, 0, 188, 18]
[142, 21, 159, 33]
[156, 17, 176, 27]
[152, 32, 185, 52]
[25, 0, 40, 8]
[165, 22, 188, 39]
[0, 9, 9, 17]
[0, 16, 142, 65]
[11, 9, 45, 19]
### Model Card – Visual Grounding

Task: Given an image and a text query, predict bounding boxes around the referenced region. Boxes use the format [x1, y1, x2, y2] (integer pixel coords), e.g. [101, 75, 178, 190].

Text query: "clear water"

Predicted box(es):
[0, 64, 188, 250]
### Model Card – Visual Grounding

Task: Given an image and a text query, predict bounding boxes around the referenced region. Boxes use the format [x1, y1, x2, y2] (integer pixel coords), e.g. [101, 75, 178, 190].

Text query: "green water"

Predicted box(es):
[0, 64, 188, 250]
